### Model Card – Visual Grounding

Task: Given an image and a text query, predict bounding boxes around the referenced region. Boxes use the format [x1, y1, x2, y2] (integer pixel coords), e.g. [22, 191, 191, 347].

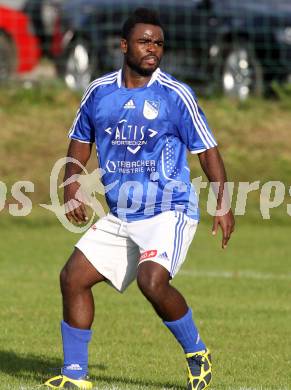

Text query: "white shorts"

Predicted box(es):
[75, 211, 198, 292]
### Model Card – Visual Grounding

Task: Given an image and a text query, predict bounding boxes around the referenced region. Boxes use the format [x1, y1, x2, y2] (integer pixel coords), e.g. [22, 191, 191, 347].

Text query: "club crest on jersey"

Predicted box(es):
[143, 100, 160, 120]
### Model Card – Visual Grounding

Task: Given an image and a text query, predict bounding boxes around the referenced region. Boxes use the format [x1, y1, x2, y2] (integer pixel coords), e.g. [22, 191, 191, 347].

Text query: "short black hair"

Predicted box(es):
[121, 8, 164, 40]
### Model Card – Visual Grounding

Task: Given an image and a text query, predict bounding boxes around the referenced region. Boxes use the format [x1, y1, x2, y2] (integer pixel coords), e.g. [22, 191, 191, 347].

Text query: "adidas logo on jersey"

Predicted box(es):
[124, 99, 136, 109]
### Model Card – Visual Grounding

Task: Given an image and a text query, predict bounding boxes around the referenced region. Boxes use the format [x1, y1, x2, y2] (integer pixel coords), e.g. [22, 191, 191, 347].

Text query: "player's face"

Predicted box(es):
[121, 23, 164, 76]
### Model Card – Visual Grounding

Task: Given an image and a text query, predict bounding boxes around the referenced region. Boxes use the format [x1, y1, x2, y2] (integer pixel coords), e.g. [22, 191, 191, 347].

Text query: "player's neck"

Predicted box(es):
[122, 66, 152, 89]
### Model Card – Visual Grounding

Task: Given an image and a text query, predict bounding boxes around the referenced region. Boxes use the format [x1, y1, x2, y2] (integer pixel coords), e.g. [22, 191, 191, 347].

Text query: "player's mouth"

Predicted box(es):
[143, 56, 158, 66]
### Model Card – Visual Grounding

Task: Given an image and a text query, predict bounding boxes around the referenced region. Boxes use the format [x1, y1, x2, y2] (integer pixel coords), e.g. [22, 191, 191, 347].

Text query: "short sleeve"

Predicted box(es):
[68, 91, 95, 144]
[176, 86, 217, 153]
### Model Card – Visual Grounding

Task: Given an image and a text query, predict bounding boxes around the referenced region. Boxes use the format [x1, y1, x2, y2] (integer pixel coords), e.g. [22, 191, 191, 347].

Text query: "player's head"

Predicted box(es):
[121, 8, 164, 76]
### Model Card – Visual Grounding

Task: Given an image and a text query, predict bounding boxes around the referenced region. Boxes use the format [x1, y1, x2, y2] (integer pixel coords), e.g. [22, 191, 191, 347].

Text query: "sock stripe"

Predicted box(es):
[163, 308, 206, 354]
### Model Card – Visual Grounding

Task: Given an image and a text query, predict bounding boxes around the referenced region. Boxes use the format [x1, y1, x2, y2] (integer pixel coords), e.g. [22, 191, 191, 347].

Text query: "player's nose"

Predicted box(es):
[146, 41, 155, 53]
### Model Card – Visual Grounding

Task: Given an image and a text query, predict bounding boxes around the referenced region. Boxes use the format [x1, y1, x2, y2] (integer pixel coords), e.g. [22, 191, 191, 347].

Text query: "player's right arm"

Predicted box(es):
[63, 139, 93, 224]
[64, 82, 96, 223]
[173, 83, 234, 247]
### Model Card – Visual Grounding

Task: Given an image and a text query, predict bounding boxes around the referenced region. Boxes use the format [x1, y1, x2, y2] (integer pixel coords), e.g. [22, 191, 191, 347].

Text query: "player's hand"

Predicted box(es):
[64, 181, 88, 224]
[212, 210, 235, 249]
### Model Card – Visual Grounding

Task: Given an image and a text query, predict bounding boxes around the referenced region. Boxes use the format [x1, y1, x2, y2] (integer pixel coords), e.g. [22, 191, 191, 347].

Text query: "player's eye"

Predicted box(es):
[138, 39, 151, 45]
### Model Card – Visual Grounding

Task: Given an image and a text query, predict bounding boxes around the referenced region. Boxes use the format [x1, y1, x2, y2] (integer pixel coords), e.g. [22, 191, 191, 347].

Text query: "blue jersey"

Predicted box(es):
[68, 68, 217, 221]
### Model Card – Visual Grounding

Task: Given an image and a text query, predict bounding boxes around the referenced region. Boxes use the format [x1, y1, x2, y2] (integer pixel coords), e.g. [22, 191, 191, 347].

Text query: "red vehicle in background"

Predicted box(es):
[0, 5, 41, 80]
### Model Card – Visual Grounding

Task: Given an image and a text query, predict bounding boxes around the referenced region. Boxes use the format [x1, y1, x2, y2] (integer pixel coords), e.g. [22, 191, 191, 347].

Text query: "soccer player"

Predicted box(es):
[45, 8, 235, 390]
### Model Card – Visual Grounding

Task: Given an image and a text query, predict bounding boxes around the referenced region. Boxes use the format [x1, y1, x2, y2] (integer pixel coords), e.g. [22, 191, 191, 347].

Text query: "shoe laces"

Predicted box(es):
[189, 353, 204, 367]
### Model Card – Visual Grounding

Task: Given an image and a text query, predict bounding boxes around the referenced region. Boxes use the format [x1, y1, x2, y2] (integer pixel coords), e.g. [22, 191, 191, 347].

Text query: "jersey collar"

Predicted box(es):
[116, 68, 160, 88]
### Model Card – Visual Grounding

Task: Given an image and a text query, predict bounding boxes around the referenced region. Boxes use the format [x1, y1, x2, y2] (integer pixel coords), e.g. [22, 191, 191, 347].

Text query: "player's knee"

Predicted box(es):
[60, 266, 69, 295]
[137, 271, 165, 301]
[137, 262, 170, 300]
[60, 265, 78, 296]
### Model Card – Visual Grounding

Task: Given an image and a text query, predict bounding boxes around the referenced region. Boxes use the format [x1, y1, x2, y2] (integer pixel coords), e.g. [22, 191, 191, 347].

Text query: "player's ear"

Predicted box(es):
[120, 39, 128, 54]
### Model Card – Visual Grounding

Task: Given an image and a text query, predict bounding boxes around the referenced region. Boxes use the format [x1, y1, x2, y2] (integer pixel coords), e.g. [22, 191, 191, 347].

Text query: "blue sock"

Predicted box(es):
[61, 321, 92, 379]
[163, 308, 206, 354]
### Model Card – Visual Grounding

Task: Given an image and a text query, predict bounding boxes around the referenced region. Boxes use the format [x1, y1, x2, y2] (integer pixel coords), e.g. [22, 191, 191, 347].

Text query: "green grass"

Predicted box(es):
[0, 213, 290, 390]
[0, 85, 291, 389]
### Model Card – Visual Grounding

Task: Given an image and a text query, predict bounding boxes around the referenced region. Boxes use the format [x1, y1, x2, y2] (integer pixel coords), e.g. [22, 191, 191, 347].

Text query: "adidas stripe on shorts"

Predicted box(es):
[75, 210, 198, 292]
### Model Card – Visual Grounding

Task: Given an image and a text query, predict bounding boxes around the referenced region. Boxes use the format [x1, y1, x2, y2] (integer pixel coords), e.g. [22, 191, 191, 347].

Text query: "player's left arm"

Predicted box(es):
[198, 146, 235, 249]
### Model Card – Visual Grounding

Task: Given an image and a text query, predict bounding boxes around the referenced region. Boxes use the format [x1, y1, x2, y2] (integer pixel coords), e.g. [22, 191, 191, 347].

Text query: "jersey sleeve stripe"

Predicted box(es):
[68, 74, 118, 140]
[80, 72, 118, 107]
[159, 72, 216, 147]
[190, 148, 207, 154]
[158, 74, 211, 147]
[158, 73, 217, 148]
[68, 112, 81, 138]
[159, 73, 216, 147]
[157, 75, 214, 149]
[69, 137, 92, 144]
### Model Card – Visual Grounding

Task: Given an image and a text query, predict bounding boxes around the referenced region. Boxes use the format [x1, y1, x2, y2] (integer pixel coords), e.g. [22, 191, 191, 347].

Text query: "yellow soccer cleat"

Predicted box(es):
[44, 375, 93, 389]
[186, 349, 212, 390]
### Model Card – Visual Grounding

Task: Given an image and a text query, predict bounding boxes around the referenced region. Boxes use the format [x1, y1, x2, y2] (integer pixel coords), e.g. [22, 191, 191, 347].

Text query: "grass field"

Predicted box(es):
[0, 84, 291, 389]
[0, 214, 290, 390]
